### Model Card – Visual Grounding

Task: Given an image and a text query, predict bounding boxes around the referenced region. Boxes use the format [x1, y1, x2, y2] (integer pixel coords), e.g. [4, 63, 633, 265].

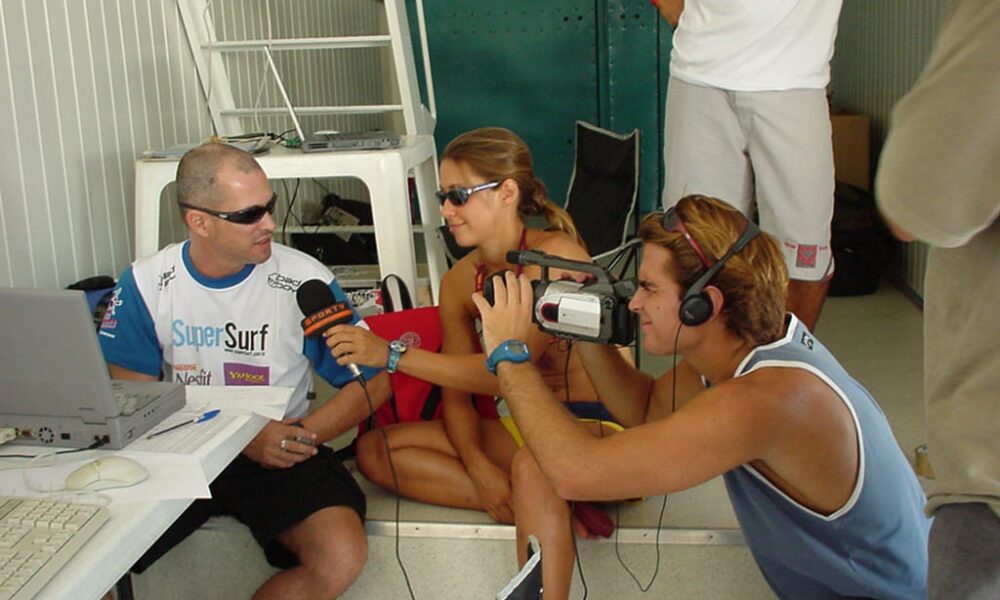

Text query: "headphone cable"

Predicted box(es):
[562, 340, 590, 600]
[612, 323, 681, 592]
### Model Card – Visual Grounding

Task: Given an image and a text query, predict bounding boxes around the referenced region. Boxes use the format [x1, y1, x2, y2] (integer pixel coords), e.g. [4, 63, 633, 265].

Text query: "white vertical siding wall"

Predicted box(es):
[831, 0, 950, 300]
[0, 0, 212, 288]
[0, 0, 389, 289]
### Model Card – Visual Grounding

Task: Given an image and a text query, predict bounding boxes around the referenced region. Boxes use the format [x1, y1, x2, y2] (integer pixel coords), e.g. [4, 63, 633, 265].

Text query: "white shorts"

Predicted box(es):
[662, 77, 835, 282]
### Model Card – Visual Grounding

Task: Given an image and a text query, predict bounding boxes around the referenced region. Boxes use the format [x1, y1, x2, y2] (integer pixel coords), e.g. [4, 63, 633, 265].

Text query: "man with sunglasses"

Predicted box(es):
[98, 143, 391, 599]
[473, 195, 929, 599]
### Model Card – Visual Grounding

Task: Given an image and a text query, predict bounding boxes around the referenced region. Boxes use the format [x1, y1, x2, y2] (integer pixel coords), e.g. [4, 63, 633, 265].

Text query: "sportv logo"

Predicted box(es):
[172, 319, 270, 353]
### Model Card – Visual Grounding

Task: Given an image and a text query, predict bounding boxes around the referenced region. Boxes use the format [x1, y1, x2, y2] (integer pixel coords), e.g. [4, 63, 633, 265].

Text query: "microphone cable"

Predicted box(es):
[354, 371, 417, 600]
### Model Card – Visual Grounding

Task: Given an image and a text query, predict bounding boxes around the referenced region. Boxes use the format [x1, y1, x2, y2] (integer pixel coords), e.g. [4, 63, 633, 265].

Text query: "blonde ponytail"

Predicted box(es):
[540, 198, 584, 249]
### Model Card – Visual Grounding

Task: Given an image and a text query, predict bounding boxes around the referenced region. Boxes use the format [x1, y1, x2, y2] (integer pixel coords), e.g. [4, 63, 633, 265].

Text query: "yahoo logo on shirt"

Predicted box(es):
[224, 363, 270, 386]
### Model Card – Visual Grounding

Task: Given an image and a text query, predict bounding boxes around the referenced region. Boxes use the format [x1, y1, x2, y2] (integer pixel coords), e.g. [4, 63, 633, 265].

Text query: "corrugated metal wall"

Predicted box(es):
[831, 0, 950, 299]
[0, 0, 386, 289]
[0, 0, 212, 289]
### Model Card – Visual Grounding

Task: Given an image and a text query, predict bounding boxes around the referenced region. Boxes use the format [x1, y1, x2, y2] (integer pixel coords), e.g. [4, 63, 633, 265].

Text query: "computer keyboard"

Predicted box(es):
[113, 388, 157, 417]
[0, 496, 109, 600]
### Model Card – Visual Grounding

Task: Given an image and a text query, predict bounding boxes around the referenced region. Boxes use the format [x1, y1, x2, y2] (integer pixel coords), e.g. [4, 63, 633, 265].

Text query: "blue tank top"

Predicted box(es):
[723, 316, 929, 600]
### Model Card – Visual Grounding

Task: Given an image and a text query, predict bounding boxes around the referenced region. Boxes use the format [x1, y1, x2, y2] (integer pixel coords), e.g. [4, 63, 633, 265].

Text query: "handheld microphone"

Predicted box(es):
[296, 279, 363, 379]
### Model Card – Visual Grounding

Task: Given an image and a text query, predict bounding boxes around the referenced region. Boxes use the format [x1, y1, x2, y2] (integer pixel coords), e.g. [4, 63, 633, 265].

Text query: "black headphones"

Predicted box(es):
[677, 217, 760, 327]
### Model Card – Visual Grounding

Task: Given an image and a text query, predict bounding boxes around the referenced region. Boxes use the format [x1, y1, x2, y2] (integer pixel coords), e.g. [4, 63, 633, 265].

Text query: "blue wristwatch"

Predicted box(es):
[387, 339, 408, 374]
[486, 339, 531, 375]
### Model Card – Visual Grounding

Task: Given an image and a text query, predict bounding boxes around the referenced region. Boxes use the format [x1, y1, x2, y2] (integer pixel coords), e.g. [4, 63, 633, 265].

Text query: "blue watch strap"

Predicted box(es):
[486, 339, 531, 375]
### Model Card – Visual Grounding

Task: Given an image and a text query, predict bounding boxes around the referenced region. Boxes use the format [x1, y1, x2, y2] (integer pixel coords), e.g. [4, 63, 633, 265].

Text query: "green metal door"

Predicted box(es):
[414, 0, 672, 214]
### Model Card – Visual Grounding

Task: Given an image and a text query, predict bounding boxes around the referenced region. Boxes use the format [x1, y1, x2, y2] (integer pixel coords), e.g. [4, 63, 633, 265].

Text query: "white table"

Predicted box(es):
[18, 394, 278, 600]
[134, 135, 447, 303]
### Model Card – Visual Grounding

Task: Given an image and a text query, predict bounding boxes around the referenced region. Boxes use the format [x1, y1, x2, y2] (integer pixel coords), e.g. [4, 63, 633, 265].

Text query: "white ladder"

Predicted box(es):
[172, 0, 446, 300]
[177, 0, 437, 137]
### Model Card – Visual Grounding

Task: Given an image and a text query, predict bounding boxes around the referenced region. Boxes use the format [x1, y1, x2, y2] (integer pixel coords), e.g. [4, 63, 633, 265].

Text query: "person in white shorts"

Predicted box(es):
[655, 0, 843, 329]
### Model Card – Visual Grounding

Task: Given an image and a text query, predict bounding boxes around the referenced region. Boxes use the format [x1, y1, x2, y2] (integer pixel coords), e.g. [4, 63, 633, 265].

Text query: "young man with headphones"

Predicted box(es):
[474, 195, 930, 599]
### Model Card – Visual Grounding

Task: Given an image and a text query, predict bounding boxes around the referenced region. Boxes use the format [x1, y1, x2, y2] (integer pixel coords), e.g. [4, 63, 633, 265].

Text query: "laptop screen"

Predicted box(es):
[0, 287, 186, 449]
[0, 288, 119, 422]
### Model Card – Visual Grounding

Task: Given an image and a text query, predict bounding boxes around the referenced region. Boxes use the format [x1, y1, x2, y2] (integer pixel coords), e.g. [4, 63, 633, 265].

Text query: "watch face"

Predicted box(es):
[390, 340, 407, 353]
[507, 340, 529, 354]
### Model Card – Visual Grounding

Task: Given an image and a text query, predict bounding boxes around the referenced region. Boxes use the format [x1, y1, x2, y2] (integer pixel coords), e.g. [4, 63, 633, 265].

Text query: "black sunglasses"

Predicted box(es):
[179, 193, 278, 225]
[435, 181, 501, 206]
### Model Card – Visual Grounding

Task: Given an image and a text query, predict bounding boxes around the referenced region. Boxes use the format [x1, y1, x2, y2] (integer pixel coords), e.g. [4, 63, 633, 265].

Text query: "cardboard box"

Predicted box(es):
[830, 109, 871, 191]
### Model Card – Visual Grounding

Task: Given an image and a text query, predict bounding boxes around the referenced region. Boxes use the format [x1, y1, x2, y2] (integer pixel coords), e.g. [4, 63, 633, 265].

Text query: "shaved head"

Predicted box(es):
[176, 143, 263, 209]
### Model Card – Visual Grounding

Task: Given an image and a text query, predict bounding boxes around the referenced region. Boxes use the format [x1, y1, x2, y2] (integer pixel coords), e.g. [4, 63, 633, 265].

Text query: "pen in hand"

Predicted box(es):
[146, 409, 221, 439]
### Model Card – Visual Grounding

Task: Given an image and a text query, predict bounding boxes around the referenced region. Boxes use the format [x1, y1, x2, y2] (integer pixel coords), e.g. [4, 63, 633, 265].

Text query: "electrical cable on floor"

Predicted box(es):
[356, 373, 417, 600]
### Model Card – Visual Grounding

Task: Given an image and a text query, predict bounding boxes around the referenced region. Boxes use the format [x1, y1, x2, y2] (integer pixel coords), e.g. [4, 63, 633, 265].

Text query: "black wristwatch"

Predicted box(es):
[486, 339, 531, 375]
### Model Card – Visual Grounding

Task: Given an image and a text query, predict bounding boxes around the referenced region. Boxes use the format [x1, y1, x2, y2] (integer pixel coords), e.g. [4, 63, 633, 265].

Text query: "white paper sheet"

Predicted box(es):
[123, 412, 240, 455]
[0, 386, 291, 505]
[0, 453, 209, 502]
[182, 386, 291, 420]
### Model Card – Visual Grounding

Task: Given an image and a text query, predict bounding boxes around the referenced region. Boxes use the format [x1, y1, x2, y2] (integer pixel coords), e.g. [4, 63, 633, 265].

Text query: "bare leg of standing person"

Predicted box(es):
[787, 279, 828, 330]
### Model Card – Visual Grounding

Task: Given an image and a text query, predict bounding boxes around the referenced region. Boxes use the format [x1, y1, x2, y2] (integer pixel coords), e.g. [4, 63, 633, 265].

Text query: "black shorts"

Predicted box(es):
[133, 445, 366, 571]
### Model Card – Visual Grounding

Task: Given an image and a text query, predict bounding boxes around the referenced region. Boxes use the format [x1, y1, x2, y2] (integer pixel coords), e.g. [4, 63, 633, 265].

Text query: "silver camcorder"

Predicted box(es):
[482, 250, 636, 346]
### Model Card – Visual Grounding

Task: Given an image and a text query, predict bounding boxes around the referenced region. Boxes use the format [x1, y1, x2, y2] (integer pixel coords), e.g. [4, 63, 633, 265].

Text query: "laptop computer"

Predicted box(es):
[262, 46, 402, 153]
[0, 288, 184, 450]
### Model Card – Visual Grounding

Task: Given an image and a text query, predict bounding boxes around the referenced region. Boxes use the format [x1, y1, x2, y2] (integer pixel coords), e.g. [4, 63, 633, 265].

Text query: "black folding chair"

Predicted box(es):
[563, 121, 640, 279]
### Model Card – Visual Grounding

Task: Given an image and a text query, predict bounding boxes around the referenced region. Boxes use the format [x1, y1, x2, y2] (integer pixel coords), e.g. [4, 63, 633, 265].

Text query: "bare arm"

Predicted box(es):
[324, 266, 539, 396]
[325, 232, 595, 396]
[879, 214, 917, 242]
[109, 364, 158, 382]
[575, 341, 704, 426]
[472, 274, 774, 501]
[655, 0, 684, 27]
[574, 342, 652, 426]
[298, 371, 392, 445]
[499, 362, 773, 500]
[875, 0, 1000, 249]
[437, 284, 494, 470]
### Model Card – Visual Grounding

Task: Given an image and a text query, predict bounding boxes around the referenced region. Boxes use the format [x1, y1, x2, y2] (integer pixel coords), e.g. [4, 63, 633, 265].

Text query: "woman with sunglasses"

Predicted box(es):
[325, 127, 626, 584]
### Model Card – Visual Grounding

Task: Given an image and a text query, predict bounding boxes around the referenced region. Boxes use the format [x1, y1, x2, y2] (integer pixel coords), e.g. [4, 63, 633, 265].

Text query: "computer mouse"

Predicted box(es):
[65, 455, 149, 491]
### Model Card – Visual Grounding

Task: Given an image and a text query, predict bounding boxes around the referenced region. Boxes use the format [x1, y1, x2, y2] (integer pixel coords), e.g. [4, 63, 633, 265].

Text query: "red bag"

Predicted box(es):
[360, 306, 497, 433]
[362, 306, 441, 429]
